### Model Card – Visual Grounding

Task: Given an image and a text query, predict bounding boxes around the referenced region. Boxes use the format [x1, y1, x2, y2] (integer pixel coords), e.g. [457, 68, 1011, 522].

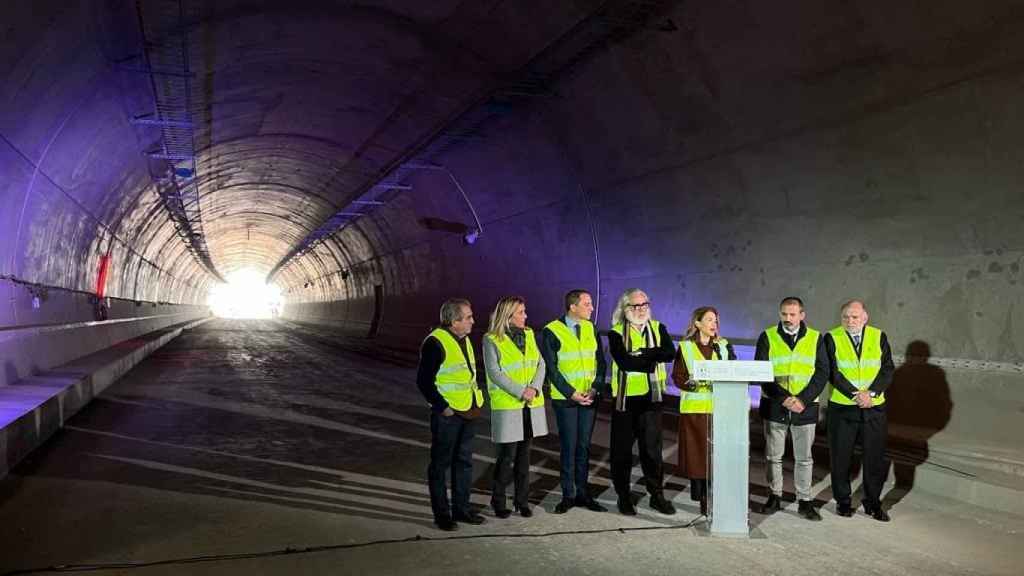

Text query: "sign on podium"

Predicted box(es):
[692, 360, 773, 536]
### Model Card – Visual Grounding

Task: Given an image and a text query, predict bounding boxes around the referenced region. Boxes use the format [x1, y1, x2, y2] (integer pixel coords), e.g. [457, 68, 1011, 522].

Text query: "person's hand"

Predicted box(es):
[442, 407, 455, 417]
[522, 387, 538, 402]
[571, 391, 591, 405]
[791, 398, 805, 413]
[855, 391, 873, 408]
[782, 396, 796, 410]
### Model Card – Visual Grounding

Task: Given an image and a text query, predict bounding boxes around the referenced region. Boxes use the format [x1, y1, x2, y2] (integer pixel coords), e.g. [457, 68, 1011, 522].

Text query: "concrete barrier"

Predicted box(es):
[0, 317, 211, 479]
[0, 312, 209, 388]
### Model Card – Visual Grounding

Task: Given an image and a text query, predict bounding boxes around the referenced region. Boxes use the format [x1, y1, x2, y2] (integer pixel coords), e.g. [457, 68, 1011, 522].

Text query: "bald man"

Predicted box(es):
[825, 299, 895, 522]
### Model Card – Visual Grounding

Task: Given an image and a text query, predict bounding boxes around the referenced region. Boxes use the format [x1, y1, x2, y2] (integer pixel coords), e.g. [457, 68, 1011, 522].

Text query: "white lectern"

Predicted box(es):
[692, 359, 774, 536]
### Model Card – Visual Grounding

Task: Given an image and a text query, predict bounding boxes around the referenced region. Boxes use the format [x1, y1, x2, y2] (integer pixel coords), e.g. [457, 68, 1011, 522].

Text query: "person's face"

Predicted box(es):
[779, 304, 805, 330]
[841, 303, 868, 334]
[509, 303, 527, 329]
[450, 305, 474, 337]
[624, 291, 651, 325]
[568, 293, 593, 321]
[695, 311, 719, 338]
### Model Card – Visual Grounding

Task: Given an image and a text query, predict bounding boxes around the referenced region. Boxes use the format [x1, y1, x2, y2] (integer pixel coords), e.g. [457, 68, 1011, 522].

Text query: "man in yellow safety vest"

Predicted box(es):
[755, 297, 829, 521]
[417, 298, 487, 531]
[541, 289, 607, 514]
[606, 288, 678, 516]
[825, 299, 895, 522]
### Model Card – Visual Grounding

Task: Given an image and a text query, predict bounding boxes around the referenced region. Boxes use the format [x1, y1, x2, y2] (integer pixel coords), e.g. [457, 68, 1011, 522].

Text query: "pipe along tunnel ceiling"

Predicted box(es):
[2, 0, 1024, 369]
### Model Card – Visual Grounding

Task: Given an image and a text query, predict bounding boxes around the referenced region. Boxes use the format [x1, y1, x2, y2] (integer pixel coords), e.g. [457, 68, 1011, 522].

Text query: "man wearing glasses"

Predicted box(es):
[606, 289, 678, 516]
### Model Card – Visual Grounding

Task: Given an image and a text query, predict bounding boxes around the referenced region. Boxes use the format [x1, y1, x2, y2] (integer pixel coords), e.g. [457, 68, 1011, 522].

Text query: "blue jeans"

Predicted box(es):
[428, 411, 477, 520]
[552, 400, 597, 500]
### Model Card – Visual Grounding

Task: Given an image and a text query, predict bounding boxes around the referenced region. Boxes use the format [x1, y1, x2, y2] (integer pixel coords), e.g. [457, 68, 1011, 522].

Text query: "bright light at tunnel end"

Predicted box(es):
[207, 270, 283, 319]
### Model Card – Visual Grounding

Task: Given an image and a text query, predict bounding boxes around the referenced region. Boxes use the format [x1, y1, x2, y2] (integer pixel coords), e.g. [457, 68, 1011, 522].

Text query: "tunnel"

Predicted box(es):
[1, 1, 1023, 574]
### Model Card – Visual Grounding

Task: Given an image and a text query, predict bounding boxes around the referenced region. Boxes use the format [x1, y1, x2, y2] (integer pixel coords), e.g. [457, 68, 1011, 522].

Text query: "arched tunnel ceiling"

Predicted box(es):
[0, 0, 611, 304]
[4, 0, 1024, 338]
[102, 0, 600, 293]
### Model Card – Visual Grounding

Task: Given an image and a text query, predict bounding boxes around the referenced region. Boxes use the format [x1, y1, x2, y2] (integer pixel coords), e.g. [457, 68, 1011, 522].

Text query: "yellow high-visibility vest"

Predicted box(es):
[544, 319, 598, 400]
[678, 338, 731, 414]
[828, 326, 885, 406]
[610, 320, 667, 398]
[486, 328, 544, 411]
[765, 327, 819, 396]
[429, 328, 484, 411]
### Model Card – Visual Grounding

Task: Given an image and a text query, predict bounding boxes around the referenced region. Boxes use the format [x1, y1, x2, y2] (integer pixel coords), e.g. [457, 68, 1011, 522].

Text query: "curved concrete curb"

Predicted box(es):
[0, 317, 212, 478]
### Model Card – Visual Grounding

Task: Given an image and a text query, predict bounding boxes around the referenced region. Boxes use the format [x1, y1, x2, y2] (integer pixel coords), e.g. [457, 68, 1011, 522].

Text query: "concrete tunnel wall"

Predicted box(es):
[1, 2, 211, 387]
[281, 2, 1024, 462]
[0, 1, 1021, 472]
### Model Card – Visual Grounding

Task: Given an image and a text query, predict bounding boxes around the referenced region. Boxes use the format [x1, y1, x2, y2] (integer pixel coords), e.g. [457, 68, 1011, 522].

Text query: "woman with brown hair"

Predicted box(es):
[672, 305, 736, 515]
[483, 296, 548, 518]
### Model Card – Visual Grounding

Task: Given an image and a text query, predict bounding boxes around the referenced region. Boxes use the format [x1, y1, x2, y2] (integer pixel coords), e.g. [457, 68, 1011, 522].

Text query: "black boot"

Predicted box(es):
[649, 493, 677, 515]
[763, 493, 782, 514]
[798, 500, 822, 521]
[617, 494, 637, 516]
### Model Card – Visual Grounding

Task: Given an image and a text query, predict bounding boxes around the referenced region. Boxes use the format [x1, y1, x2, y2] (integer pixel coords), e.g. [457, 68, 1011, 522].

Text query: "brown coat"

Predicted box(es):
[671, 338, 735, 479]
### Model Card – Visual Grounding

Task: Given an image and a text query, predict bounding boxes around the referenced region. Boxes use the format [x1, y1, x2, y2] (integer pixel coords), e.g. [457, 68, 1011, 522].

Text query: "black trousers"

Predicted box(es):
[610, 395, 664, 498]
[492, 439, 532, 509]
[828, 403, 889, 508]
[428, 412, 476, 521]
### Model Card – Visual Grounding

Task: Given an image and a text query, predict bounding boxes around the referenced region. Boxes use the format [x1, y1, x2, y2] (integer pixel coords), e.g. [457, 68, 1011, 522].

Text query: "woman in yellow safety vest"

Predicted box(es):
[483, 296, 549, 518]
[671, 305, 736, 515]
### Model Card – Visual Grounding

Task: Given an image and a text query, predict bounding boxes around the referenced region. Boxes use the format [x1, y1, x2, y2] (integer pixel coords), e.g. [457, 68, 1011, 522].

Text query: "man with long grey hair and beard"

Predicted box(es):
[606, 288, 678, 516]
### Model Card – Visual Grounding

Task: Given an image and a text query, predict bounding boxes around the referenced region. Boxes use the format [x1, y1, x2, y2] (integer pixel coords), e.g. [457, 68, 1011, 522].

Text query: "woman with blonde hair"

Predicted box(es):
[672, 305, 737, 516]
[483, 296, 548, 518]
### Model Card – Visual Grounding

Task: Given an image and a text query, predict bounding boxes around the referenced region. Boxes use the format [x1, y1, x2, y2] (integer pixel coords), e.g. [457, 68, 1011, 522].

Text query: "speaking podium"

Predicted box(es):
[692, 359, 773, 536]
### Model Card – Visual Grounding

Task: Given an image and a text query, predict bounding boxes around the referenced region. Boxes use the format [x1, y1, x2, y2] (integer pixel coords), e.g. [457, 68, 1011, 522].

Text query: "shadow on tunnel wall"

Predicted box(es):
[884, 340, 952, 506]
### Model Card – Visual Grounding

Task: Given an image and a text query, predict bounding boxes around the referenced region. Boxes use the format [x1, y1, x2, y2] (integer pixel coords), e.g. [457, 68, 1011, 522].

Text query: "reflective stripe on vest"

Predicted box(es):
[545, 319, 598, 400]
[765, 327, 819, 396]
[486, 328, 545, 411]
[610, 320, 667, 397]
[829, 325, 885, 406]
[678, 338, 730, 414]
[429, 328, 484, 411]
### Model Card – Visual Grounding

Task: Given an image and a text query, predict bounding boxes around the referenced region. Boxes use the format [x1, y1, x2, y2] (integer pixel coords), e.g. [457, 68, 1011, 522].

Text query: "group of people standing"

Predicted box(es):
[417, 290, 894, 531]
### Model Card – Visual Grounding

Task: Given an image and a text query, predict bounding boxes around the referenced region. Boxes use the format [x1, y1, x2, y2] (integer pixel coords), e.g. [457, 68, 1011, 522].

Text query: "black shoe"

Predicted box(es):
[649, 495, 677, 516]
[763, 494, 782, 514]
[798, 500, 822, 521]
[514, 503, 532, 518]
[453, 511, 486, 525]
[575, 496, 607, 512]
[864, 504, 890, 522]
[434, 517, 458, 531]
[836, 503, 854, 517]
[493, 506, 512, 519]
[553, 499, 574, 514]
[617, 495, 637, 516]
[699, 498, 708, 516]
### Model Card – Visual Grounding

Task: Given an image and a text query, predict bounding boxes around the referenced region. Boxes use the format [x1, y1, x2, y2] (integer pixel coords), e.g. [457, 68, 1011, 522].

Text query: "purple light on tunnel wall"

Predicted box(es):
[733, 345, 763, 409]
